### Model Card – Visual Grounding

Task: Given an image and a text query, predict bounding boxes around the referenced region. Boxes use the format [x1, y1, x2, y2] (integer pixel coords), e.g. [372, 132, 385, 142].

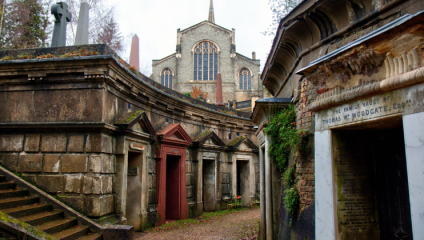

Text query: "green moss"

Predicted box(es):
[117, 110, 143, 124]
[193, 131, 212, 142]
[283, 187, 299, 218]
[0, 211, 57, 239]
[282, 164, 296, 187]
[227, 136, 245, 147]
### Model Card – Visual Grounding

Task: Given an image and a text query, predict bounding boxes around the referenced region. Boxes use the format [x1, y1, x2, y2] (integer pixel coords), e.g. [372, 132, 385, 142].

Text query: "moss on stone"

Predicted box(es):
[0, 211, 57, 239]
[227, 136, 245, 147]
[193, 131, 212, 142]
[116, 110, 144, 125]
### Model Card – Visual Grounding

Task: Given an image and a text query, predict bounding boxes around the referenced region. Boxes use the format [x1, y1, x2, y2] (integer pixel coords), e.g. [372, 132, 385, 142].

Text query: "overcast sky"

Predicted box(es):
[104, 0, 275, 76]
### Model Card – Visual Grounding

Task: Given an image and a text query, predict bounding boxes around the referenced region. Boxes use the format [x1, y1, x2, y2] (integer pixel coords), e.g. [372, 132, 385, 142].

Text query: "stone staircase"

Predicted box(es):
[0, 166, 134, 240]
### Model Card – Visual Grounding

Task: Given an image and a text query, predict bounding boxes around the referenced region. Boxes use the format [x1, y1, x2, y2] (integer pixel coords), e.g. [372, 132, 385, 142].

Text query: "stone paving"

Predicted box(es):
[135, 208, 260, 240]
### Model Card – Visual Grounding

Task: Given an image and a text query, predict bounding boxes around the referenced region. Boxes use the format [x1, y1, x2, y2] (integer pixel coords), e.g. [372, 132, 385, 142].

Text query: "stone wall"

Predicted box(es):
[0, 133, 115, 217]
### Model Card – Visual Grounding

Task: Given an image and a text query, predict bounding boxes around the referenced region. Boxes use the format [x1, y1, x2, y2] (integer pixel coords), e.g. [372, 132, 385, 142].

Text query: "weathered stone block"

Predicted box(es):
[41, 134, 67, 152]
[186, 161, 192, 173]
[148, 189, 156, 204]
[68, 135, 85, 152]
[186, 186, 193, 198]
[221, 173, 230, 184]
[89, 155, 115, 173]
[65, 175, 82, 193]
[37, 175, 64, 193]
[148, 159, 154, 173]
[85, 195, 114, 217]
[86, 133, 113, 153]
[0, 135, 24, 152]
[61, 196, 84, 213]
[186, 174, 193, 186]
[83, 176, 112, 194]
[0, 153, 18, 171]
[44, 154, 60, 173]
[24, 134, 40, 152]
[148, 175, 153, 189]
[61, 155, 87, 173]
[22, 174, 36, 185]
[18, 154, 42, 172]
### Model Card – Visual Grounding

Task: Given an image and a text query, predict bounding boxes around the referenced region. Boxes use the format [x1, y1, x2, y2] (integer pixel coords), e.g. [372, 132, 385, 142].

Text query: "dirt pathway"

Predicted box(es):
[135, 208, 260, 240]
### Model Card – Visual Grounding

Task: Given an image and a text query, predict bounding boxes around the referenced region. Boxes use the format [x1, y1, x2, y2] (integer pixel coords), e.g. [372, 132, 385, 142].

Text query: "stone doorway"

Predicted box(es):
[126, 151, 143, 231]
[203, 159, 216, 212]
[166, 155, 181, 220]
[332, 122, 412, 240]
[236, 160, 249, 206]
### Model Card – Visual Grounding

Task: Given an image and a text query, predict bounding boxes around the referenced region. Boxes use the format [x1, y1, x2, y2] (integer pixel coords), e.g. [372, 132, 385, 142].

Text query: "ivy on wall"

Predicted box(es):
[264, 105, 311, 218]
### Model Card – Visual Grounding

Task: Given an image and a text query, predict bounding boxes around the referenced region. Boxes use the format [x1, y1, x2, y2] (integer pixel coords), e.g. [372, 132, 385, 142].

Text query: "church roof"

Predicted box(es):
[180, 21, 232, 34]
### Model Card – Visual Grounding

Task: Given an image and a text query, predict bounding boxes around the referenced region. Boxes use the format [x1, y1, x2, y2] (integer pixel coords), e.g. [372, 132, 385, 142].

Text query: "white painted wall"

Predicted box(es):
[315, 130, 336, 240]
[403, 112, 424, 239]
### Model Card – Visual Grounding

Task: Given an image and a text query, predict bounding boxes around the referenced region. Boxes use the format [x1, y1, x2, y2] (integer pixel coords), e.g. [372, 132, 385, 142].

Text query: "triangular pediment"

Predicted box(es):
[226, 137, 258, 152]
[180, 21, 232, 34]
[115, 111, 156, 136]
[158, 124, 192, 144]
[239, 141, 251, 150]
[192, 131, 225, 148]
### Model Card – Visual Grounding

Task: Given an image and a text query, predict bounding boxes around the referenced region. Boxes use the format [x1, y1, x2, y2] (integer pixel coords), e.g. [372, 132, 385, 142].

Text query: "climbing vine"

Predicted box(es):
[264, 105, 311, 218]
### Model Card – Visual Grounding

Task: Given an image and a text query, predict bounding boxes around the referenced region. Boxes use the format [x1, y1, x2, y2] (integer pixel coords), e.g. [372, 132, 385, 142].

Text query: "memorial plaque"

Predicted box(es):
[332, 130, 380, 239]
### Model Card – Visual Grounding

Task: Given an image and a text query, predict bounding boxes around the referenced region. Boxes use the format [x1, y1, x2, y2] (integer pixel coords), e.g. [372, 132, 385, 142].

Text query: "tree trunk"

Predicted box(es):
[0, 0, 4, 38]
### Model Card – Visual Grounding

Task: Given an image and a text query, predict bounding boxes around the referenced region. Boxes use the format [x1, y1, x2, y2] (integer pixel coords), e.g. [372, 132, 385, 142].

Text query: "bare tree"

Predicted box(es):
[94, 9, 123, 53]
[262, 0, 302, 36]
[0, 0, 5, 37]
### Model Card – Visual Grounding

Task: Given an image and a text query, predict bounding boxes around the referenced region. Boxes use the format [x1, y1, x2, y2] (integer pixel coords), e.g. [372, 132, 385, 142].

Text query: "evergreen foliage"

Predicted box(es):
[0, 0, 47, 49]
[264, 105, 309, 172]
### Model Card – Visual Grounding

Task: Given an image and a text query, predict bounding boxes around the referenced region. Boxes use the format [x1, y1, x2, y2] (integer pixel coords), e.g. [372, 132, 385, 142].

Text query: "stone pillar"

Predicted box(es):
[129, 35, 140, 71]
[403, 112, 424, 239]
[259, 144, 266, 240]
[74, 1, 89, 45]
[252, 52, 256, 60]
[315, 130, 336, 240]
[264, 135, 272, 239]
[216, 73, 224, 106]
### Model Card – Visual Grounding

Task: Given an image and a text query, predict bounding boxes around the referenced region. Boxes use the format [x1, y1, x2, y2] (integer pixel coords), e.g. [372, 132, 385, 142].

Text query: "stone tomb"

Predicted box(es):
[192, 131, 226, 214]
[114, 111, 156, 231]
[226, 137, 258, 207]
[155, 124, 192, 225]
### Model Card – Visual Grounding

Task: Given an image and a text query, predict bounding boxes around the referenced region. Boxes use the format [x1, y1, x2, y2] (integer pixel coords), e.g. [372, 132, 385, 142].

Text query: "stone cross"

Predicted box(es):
[51, 2, 72, 47]
[75, 1, 89, 45]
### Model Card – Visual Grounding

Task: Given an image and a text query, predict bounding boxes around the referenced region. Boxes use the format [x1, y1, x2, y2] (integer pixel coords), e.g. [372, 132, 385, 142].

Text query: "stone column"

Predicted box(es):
[216, 73, 224, 106]
[403, 112, 424, 239]
[259, 144, 266, 240]
[129, 35, 140, 71]
[74, 1, 89, 45]
[315, 130, 336, 240]
[264, 136, 272, 239]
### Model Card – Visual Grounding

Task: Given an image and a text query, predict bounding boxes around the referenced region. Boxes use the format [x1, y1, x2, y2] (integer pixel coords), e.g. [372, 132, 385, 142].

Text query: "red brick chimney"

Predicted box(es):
[216, 72, 225, 106]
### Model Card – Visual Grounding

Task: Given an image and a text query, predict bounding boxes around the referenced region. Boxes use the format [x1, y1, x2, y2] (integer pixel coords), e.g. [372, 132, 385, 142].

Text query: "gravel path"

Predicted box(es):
[135, 208, 260, 240]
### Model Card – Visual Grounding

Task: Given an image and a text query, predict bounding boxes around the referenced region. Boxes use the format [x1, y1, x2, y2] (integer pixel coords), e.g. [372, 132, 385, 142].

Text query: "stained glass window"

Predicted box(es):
[239, 68, 252, 90]
[160, 68, 173, 89]
[193, 41, 219, 81]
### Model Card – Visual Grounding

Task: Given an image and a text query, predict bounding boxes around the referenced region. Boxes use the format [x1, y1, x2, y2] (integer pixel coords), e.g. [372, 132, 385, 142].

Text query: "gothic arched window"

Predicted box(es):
[193, 41, 218, 81]
[239, 68, 251, 90]
[161, 68, 173, 89]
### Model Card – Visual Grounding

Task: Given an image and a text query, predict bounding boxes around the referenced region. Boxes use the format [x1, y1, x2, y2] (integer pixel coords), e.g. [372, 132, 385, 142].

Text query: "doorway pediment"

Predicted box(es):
[192, 131, 225, 148]
[158, 124, 192, 145]
[115, 110, 156, 136]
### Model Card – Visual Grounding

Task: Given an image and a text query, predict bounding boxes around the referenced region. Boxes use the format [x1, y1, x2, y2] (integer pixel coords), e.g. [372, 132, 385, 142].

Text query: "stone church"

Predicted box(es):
[151, 0, 262, 109]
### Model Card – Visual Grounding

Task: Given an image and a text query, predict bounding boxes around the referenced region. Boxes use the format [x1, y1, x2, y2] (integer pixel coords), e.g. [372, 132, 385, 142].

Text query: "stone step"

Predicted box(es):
[19, 209, 64, 226]
[0, 196, 39, 209]
[52, 226, 89, 240]
[0, 189, 28, 199]
[0, 182, 16, 190]
[2, 203, 52, 218]
[75, 233, 103, 240]
[35, 218, 77, 234]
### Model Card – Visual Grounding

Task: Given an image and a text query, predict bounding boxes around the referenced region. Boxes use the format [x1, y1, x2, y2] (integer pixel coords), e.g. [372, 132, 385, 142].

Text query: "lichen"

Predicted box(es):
[227, 136, 245, 147]
[0, 211, 57, 239]
[193, 131, 212, 142]
[116, 110, 144, 124]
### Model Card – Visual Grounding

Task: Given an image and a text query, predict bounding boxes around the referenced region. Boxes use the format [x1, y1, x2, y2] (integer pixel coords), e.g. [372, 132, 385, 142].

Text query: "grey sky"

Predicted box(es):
[104, 0, 274, 76]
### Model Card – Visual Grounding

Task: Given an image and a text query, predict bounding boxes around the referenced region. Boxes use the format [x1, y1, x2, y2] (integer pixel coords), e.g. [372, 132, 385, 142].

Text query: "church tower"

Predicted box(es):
[152, 0, 262, 111]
